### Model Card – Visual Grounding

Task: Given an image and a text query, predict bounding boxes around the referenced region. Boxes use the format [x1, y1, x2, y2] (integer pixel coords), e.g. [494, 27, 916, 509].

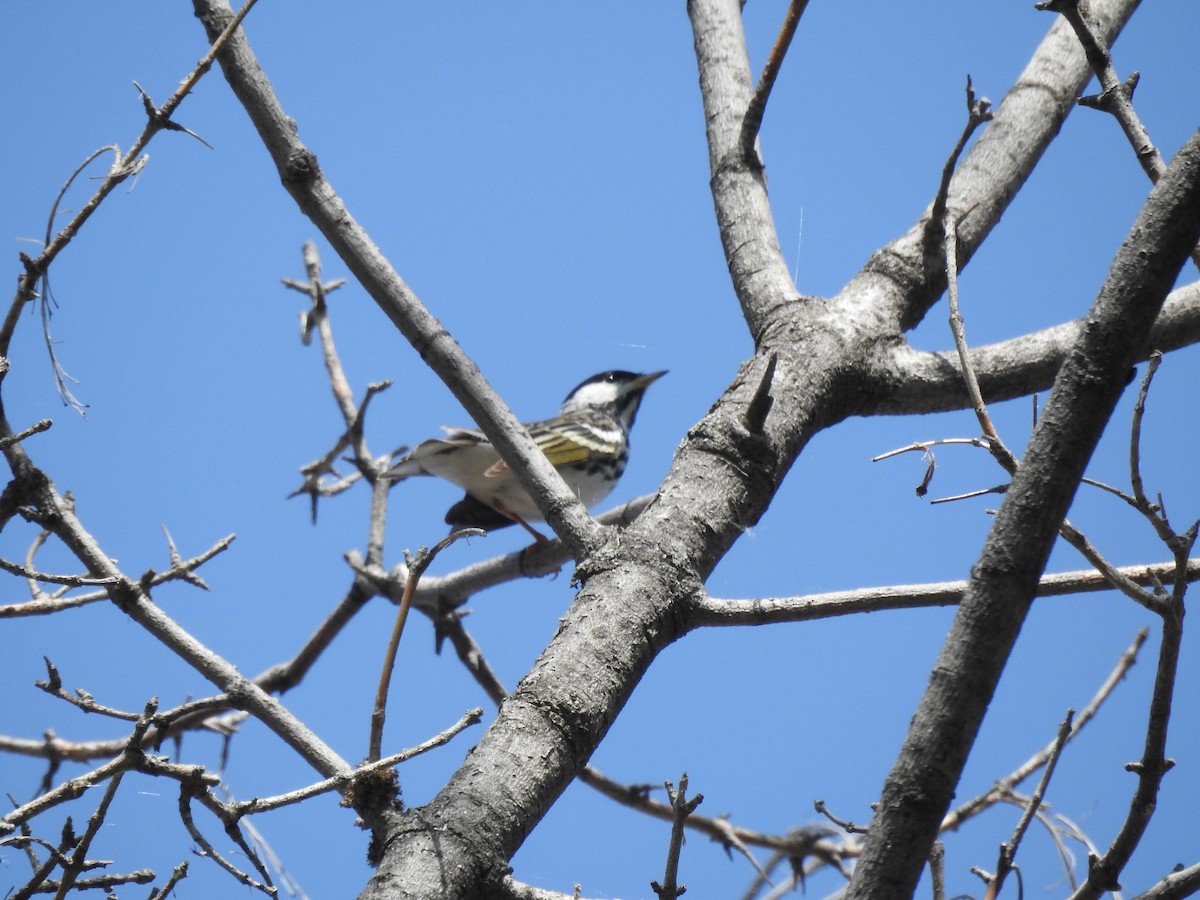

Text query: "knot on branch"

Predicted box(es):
[285, 148, 320, 185]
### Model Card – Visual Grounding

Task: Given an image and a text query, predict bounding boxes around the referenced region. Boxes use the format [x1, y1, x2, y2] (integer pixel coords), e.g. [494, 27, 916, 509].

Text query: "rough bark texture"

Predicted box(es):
[844, 131, 1200, 899]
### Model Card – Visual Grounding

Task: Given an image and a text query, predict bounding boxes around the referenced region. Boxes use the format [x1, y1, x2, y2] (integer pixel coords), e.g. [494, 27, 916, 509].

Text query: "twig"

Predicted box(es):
[929, 840, 946, 900]
[54, 701, 158, 896]
[872, 437, 990, 461]
[983, 710, 1075, 900]
[22, 869, 156, 896]
[283, 243, 395, 524]
[429, 608, 511, 707]
[149, 861, 190, 900]
[282, 242, 354, 424]
[943, 630, 1147, 832]
[361, 495, 655, 616]
[928, 76, 993, 242]
[2, 0, 262, 367]
[1128, 351, 1159, 512]
[2, 720, 158, 834]
[1035, 0, 1199, 270]
[651, 774, 703, 899]
[0, 559, 117, 587]
[1034, 0, 1162, 182]
[234, 707, 483, 815]
[579, 767, 835, 874]
[368, 530, 482, 761]
[739, 1, 808, 165]
[1073, 593, 1187, 898]
[814, 799, 869, 835]
[943, 208, 1013, 469]
[1, 532, 235, 618]
[0, 418, 52, 450]
[35, 658, 144, 722]
[930, 483, 1009, 505]
[178, 786, 275, 895]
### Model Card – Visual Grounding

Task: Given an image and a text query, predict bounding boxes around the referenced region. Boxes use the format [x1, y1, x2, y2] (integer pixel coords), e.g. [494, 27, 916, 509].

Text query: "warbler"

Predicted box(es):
[386, 370, 666, 535]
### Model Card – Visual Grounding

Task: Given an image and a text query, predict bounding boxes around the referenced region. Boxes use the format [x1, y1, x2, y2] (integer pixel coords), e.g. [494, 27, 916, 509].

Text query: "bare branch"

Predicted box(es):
[982, 710, 1075, 899]
[1, 533, 235, 619]
[928, 76, 993, 237]
[691, 559, 1200, 628]
[943, 629, 1147, 832]
[651, 774, 703, 899]
[1073, 583, 1189, 897]
[0, 418, 52, 451]
[739, 1, 808, 165]
[580, 767, 836, 874]
[178, 785, 275, 895]
[1, 0, 262, 371]
[847, 128, 1200, 899]
[1132, 862, 1200, 900]
[235, 708, 483, 816]
[1035, 0, 1169, 189]
[369, 530, 481, 762]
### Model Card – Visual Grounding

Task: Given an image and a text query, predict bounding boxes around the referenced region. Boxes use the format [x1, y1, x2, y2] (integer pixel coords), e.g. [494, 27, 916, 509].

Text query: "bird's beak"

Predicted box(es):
[628, 370, 668, 392]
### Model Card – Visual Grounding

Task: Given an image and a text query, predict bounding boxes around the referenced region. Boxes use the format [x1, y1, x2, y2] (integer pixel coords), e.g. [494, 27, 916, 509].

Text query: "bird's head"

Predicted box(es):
[560, 370, 667, 432]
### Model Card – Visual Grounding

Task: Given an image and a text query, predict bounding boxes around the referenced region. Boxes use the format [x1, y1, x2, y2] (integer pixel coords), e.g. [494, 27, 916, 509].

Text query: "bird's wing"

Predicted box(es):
[385, 427, 487, 479]
[438, 426, 487, 442]
[482, 415, 621, 477]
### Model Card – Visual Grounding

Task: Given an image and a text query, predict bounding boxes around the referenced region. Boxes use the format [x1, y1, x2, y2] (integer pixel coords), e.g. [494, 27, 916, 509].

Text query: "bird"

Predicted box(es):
[386, 370, 666, 537]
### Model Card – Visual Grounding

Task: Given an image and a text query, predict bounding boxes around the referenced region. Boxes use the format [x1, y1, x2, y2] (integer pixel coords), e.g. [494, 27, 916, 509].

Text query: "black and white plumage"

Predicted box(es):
[386, 370, 666, 533]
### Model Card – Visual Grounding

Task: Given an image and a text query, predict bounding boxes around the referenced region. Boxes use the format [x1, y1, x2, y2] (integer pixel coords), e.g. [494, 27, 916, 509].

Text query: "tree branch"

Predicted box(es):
[738, 0, 808, 165]
[845, 127, 1200, 899]
[846, 0, 1143, 334]
[863, 280, 1200, 415]
[690, 560, 1200, 628]
[191, 0, 602, 559]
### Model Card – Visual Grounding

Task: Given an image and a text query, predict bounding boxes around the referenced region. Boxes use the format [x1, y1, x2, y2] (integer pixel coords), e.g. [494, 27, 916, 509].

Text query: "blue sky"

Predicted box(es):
[2, 4, 1198, 898]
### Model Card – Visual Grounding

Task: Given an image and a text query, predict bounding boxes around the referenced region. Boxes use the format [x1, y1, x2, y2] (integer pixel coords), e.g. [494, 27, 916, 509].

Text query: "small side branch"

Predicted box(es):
[1035, 0, 1198, 269]
[651, 774, 703, 900]
[944, 209, 1012, 466]
[739, 0, 808, 165]
[1035, 0, 1163, 181]
[368, 530, 482, 762]
[239, 708, 482, 816]
[579, 766, 836, 883]
[1074, 598, 1187, 898]
[928, 76, 993, 241]
[1, 532, 235, 619]
[944, 630, 1147, 832]
[1, 0, 262, 373]
[982, 710, 1075, 900]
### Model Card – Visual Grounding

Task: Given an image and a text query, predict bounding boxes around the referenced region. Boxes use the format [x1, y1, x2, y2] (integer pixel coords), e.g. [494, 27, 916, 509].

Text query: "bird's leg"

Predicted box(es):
[493, 500, 550, 544]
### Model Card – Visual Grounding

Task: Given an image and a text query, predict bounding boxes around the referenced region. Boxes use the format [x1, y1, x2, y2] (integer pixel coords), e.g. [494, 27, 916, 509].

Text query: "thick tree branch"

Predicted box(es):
[844, 128, 1200, 899]
[690, 0, 800, 343]
[862, 281, 1200, 415]
[844, 0, 1142, 335]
